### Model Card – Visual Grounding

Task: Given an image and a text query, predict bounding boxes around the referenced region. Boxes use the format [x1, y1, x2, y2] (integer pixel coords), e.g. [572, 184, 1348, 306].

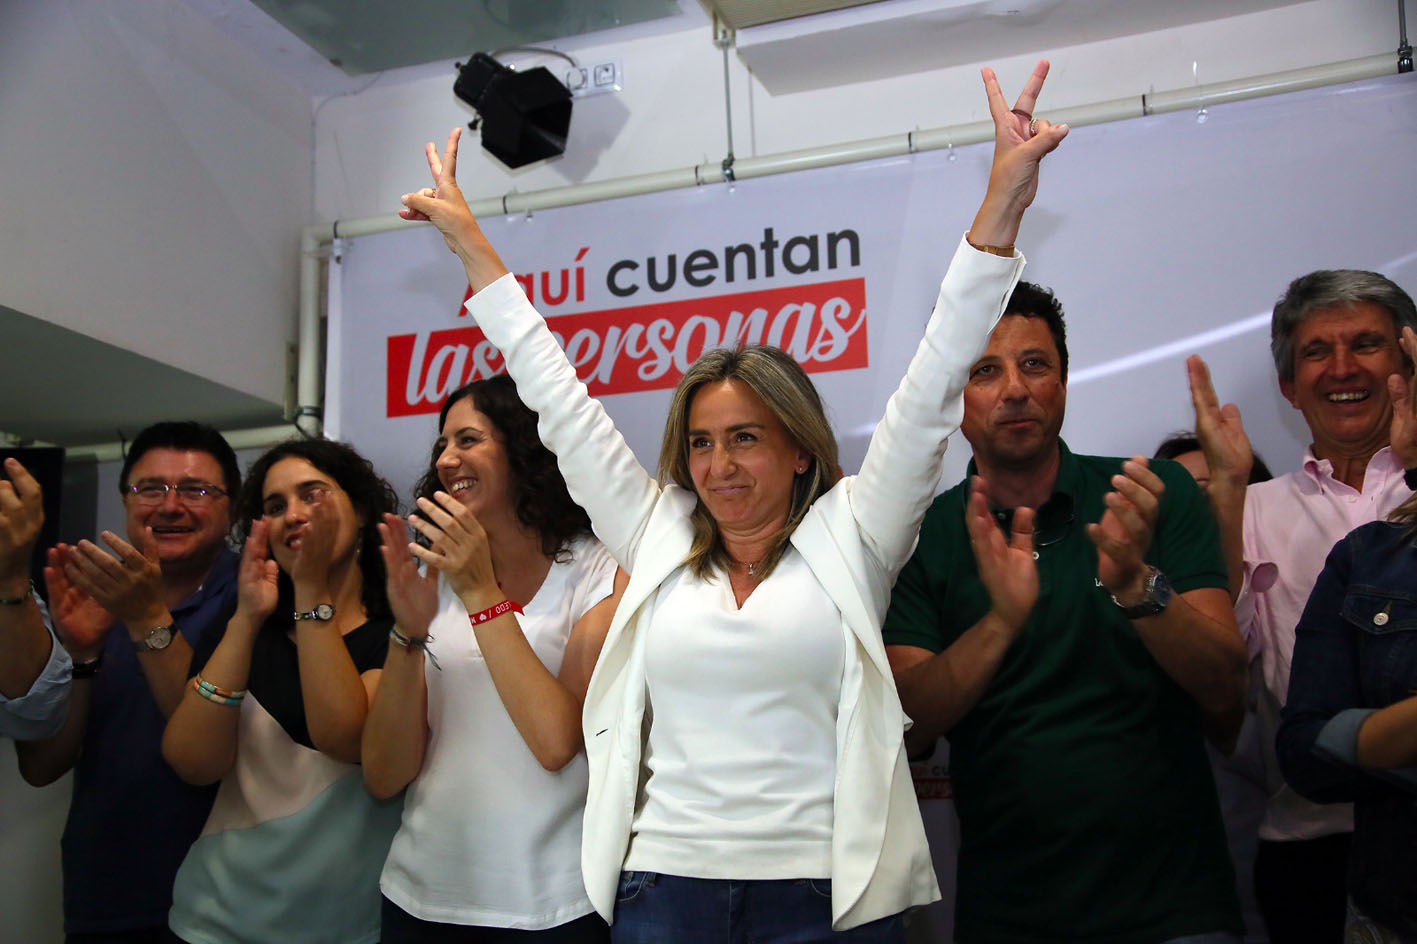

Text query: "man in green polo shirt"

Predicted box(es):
[884, 282, 1248, 944]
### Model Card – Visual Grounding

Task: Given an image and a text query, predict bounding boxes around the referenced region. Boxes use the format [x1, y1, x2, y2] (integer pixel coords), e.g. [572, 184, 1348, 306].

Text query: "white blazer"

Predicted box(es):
[465, 236, 1024, 930]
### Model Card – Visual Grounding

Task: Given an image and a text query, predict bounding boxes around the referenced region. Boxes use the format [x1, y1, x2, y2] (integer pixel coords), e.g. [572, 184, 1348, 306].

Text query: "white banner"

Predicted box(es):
[328, 141, 993, 499]
[329, 75, 1417, 508]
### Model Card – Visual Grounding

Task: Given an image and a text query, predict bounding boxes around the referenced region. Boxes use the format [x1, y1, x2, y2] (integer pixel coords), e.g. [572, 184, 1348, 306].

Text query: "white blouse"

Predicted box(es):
[625, 547, 845, 880]
[379, 535, 618, 929]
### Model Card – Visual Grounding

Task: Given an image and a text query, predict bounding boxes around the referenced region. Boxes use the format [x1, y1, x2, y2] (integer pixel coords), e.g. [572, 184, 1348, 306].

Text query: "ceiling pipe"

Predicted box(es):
[65, 424, 304, 464]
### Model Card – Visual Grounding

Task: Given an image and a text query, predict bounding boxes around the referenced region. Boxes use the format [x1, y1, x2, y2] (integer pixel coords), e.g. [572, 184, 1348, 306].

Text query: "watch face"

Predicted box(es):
[1150, 572, 1173, 609]
[315, 603, 336, 621]
[137, 625, 175, 651]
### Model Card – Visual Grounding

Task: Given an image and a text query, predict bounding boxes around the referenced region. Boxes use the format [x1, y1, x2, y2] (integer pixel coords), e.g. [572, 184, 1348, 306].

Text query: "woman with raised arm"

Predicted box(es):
[363, 374, 627, 943]
[162, 439, 405, 944]
[400, 63, 1066, 942]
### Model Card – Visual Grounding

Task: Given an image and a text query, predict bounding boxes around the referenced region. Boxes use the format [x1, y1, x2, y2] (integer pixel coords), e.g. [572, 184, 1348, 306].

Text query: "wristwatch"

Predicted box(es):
[71, 654, 104, 679]
[294, 603, 336, 622]
[1112, 567, 1172, 619]
[133, 622, 177, 652]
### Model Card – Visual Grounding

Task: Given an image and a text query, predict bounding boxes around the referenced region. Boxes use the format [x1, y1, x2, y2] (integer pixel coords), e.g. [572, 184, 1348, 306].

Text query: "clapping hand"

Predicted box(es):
[378, 513, 438, 641]
[44, 546, 117, 660]
[406, 493, 500, 609]
[966, 477, 1039, 634]
[64, 529, 168, 627]
[0, 458, 43, 587]
[1388, 326, 1417, 470]
[1187, 355, 1253, 490]
[235, 520, 280, 626]
[1087, 458, 1164, 601]
[287, 498, 342, 595]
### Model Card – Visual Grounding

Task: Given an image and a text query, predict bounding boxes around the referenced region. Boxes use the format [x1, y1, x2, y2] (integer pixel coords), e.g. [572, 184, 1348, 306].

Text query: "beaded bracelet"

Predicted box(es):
[467, 599, 523, 625]
[192, 675, 244, 707]
[197, 677, 247, 700]
[390, 626, 441, 670]
[0, 580, 35, 606]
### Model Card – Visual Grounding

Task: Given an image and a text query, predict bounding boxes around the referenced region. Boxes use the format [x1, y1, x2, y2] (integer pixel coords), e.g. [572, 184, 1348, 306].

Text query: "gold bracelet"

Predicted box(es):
[965, 235, 1016, 257]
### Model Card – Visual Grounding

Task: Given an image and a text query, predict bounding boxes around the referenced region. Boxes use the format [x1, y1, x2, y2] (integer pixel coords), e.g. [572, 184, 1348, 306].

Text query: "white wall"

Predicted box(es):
[0, 0, 313, 405]
[313, 0, 1396, 220]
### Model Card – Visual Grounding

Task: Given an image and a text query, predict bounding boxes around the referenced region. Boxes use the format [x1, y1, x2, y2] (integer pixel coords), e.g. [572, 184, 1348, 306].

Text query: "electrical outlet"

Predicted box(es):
[566, 60, 622, 98]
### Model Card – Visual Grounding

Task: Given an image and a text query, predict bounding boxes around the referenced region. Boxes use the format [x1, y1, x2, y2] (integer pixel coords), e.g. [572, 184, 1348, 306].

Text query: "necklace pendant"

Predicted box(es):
[747, 562, 757, 577]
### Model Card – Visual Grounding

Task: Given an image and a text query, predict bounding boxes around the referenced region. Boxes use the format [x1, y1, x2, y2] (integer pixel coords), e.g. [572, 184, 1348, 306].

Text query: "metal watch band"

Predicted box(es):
[1112, 567, 1172, 619]
[293, 603, 336, 621]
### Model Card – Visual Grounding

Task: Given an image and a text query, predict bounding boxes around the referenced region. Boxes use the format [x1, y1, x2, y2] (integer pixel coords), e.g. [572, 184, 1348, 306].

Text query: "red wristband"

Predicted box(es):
[468, 599, 523, 625]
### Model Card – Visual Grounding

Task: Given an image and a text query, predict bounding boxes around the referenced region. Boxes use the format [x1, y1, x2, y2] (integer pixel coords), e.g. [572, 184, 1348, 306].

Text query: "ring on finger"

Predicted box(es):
[1029, 117, 1039, 137]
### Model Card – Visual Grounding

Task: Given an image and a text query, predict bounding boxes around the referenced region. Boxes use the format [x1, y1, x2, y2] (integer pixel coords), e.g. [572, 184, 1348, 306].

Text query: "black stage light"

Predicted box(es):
[454, 52, 573, 169]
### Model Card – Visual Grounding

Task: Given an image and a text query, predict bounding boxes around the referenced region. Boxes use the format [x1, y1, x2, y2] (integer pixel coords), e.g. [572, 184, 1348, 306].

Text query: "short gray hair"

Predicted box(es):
[1271, 269, 1417, 383]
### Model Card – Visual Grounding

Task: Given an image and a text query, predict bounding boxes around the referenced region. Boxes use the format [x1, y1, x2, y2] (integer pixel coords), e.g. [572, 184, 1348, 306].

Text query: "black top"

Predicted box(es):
[191, 611, 391, 751]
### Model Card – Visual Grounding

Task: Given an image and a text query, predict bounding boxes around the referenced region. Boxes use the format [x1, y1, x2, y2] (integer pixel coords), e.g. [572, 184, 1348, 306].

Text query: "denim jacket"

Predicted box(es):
[1277, 520, 1417, 935]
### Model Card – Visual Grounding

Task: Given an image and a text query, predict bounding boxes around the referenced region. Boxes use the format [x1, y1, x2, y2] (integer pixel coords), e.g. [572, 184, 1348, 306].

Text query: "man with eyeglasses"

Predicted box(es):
[882, 282, 1248, 944]
[17, 421, 240, 944]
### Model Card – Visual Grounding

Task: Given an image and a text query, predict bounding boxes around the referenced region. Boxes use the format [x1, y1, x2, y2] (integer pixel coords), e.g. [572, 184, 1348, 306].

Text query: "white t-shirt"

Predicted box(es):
[380, 535, 618, 929]
[625, 547, 845, 880]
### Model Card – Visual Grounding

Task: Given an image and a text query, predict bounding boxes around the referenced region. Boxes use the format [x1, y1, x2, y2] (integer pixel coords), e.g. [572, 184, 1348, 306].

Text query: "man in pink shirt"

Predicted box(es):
[1189, 269, 1417, 943]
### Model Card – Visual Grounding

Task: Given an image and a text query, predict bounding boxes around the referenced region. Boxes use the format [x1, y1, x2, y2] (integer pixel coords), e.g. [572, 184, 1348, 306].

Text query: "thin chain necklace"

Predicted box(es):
[731, 557, 763, 578]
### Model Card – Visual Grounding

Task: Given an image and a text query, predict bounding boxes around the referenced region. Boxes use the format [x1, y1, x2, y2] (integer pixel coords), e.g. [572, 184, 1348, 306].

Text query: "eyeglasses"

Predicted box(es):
[126, 483, 228, 506]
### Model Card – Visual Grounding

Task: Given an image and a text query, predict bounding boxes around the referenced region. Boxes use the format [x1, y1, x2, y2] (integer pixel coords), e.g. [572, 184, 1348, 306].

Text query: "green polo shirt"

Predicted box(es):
[883, 441, 1240, 944]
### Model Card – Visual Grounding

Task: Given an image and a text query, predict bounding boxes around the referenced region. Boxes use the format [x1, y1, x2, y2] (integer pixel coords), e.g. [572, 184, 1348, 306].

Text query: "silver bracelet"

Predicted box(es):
[389, 626, 440, 670]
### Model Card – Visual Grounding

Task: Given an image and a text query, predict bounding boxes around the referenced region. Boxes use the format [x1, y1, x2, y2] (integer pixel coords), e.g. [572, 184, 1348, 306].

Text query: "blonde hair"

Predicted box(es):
[1389, 491, 1417, 528]
[657, 345, 841, 580]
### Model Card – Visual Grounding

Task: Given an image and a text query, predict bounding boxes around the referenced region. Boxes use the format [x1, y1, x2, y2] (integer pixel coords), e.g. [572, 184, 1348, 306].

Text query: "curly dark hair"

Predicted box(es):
[235, 438, 400, 625]
[414, 374, 591, 560]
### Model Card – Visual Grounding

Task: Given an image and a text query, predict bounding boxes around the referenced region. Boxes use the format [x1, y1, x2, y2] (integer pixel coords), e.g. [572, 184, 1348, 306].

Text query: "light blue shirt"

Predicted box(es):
[0, 597, 72, 740]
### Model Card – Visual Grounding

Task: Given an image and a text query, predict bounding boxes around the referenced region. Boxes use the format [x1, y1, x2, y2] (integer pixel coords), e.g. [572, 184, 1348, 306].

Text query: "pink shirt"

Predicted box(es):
[1240, 445, 1410, 840]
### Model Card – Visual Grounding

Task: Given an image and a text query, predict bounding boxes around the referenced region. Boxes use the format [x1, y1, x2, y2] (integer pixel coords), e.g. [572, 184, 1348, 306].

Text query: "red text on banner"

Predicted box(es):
[387, 277, 868, 417]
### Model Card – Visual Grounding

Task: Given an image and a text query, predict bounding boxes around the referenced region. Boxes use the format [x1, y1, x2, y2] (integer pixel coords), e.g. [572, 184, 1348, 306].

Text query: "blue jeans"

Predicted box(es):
[610, 872, 903, 944]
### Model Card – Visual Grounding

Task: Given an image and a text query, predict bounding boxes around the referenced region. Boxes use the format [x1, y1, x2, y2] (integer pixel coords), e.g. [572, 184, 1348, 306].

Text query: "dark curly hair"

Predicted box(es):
[235, 438, 400, 625]
[414, 374, 591, 560]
